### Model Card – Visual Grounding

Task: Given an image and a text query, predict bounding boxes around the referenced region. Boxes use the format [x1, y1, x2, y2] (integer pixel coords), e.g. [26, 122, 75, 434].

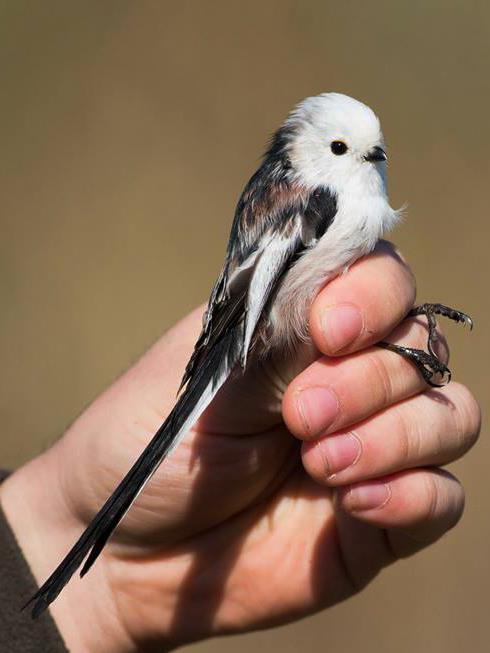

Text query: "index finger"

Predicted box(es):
[310, 240, 416, 356]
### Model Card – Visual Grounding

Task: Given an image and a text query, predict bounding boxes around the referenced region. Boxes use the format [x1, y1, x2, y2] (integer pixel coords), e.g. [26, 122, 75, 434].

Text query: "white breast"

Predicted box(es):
[267, 182, 399, 352]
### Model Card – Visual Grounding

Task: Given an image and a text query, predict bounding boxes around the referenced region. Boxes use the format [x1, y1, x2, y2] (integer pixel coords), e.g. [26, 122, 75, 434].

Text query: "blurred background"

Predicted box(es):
[0, 1, 488, 651]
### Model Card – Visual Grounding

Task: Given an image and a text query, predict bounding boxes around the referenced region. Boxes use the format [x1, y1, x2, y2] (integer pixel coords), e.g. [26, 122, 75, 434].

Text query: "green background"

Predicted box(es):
[1, 2, 488, 651]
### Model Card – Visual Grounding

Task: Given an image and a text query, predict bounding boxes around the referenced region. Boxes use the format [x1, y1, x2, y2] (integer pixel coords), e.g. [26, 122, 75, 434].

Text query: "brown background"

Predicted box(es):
[1, 2, 488, 651]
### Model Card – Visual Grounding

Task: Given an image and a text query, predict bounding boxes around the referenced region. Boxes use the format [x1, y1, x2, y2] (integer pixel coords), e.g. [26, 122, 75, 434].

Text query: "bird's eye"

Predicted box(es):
[330, 140, 348, 155]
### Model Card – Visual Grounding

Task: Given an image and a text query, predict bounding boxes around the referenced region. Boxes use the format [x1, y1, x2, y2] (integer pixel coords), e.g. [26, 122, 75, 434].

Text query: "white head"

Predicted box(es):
[286, 93, 388, 195]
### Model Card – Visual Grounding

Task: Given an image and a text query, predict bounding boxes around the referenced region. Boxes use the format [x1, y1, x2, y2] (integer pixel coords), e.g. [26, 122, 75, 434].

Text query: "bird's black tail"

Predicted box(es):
[25, 329, 239, 618]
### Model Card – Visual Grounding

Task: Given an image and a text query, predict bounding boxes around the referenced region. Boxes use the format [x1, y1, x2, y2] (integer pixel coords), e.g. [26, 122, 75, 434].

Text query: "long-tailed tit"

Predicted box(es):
[27, 92, 471, 617]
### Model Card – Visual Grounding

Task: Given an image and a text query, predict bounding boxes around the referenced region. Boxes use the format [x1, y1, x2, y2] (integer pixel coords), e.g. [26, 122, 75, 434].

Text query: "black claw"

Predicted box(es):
[379, 302, 472, 388]
[378, 342, 451, 388]
[410, 303, 473, 330]
[408, 303, 473, 360]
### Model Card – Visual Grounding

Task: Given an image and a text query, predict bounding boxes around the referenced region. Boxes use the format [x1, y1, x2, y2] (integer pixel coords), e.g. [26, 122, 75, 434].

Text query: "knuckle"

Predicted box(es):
[365, 352, 395, 408]
[376, 240, 409, 268]
[386, 276, 417, 326]
[432, 329, 450, 365]
[366, 242, 416, 330]
[378, 240, 417, 309]
[406, 320, 450, 365]
[437, 470, 466, 530]
[452, 384, 482, 452]
[398, 263, 417, 310]
[447, 482, 466, 529]
[447, 489, 465, 530]
[420, 472, 441, 523]
[390, 406, 416, 466]
[419, 470, 465, 530]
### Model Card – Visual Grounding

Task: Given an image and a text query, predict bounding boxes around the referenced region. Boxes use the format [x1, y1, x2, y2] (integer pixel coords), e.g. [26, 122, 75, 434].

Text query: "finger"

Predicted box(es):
[283, 317, 449, 440]
[310, 240, 416, 356]
[337, 468, 465, 554]
[302, 382, 481, 486]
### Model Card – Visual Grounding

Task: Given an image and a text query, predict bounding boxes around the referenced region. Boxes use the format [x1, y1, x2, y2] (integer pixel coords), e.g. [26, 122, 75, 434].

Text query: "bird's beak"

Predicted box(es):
[364, 146, 387, 163]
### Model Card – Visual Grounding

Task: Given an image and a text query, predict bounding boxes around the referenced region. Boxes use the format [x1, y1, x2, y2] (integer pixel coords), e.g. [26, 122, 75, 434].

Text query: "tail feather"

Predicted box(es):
[25, 328, 240, 618]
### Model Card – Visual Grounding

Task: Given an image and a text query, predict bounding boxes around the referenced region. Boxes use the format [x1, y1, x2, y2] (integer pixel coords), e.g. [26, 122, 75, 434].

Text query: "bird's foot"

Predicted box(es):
[379, 303, 473, 387]
[378, 342, 451, 387]
[409, 303, 473, 357]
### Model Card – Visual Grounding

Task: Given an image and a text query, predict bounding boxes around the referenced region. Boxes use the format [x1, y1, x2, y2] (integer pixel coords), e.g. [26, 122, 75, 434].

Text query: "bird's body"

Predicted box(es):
[27, 92, 399, 617]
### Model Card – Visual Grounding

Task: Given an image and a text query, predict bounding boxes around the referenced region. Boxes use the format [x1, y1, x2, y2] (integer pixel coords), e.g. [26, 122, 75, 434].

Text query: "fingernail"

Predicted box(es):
[320, 432, 361, 478]
[296, 386, 339, 437]
[344, 482, 391, 511]
[322, 304, 363, 353]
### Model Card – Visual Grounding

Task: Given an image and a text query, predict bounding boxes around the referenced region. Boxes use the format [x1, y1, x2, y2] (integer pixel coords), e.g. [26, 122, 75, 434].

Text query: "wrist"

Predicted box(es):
[0, 445, 133, 652]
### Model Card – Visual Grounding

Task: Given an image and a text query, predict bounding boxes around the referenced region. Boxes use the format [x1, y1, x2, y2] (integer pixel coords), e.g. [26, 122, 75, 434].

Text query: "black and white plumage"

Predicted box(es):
[26, 92, 399, 617]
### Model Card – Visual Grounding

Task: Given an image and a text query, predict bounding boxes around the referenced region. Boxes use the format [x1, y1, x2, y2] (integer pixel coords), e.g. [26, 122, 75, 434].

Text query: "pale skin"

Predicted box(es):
[0, 242, 480, 653]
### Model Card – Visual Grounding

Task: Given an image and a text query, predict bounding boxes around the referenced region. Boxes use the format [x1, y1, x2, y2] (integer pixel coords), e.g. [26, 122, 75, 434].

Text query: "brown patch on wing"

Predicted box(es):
[238, 178, 308, 237]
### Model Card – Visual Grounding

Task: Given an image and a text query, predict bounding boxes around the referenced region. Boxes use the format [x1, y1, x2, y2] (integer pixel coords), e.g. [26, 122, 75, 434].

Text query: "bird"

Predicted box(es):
[25, 92, 470, 617]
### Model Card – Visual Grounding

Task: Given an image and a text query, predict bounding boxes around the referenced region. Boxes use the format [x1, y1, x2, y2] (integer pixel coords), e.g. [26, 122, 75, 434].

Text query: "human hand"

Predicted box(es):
[1, 241, 480, 653]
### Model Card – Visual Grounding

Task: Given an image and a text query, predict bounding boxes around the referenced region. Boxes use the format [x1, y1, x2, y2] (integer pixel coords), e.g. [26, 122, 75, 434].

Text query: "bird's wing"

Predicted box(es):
[181, 172, 337, 385]
[26, 169, 337, 618]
